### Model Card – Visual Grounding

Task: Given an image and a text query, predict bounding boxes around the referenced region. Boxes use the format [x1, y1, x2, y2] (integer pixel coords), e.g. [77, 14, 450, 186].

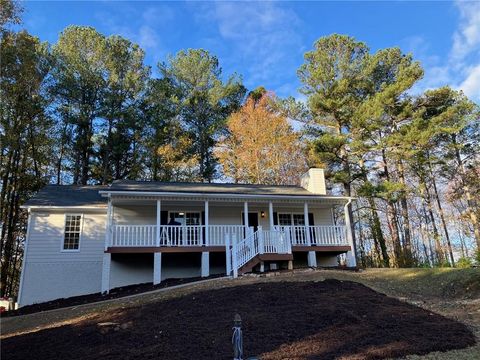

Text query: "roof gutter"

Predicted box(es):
[99, 190, 354, 202]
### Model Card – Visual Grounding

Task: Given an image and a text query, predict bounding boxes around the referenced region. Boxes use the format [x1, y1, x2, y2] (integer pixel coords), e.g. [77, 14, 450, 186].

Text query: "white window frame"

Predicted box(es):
[61, 213, 83, 252]
[167, 211, 202, 226]
[277, 212, 309, 226]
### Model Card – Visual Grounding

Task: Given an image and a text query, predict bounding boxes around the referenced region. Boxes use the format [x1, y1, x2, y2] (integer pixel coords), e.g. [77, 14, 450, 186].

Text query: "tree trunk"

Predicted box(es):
[428, 161, 455, 266]
[452, 135, 480, 249]
[396, 160, 413, 266]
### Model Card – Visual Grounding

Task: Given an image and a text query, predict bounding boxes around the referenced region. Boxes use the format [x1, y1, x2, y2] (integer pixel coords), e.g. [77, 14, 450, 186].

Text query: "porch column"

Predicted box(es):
[201, 252, 210, 277]
[269, 201, 274, 230]
[225, 233, 232, 276]
[204, 200, 209, 246]
[101, 253, 111, 294]
[305, 202, 317, 267]
[244, 201, 249, 229]
[156, 199, 161, 246]
[153, 252, 162, 285]
[304, 202, 311, 245]
[105, 197, 113, 250]
[344, 199, 357, 267]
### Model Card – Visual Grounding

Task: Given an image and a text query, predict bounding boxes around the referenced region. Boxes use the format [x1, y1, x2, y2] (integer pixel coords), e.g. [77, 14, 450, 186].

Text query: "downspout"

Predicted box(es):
[344, 198, 357, 267]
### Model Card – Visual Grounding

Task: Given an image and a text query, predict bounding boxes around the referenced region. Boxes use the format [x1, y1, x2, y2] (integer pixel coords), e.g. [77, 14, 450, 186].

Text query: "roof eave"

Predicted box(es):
[99, 190, 353, 202]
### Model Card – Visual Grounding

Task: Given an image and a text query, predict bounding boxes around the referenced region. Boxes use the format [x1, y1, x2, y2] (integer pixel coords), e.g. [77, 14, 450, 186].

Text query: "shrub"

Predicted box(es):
[456, 257, 473, 269]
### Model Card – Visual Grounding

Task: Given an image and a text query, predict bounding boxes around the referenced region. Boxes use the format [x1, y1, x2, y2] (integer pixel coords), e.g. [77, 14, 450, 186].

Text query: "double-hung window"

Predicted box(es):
[63, 214, 82, 251]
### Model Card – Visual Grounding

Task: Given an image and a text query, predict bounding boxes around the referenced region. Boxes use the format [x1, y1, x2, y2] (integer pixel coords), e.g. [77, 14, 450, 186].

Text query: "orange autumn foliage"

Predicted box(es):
[217, 93, 307, 185]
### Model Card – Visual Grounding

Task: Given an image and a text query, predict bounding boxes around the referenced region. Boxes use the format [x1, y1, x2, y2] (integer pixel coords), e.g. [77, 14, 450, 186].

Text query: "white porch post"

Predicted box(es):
[225, 233, 232, 276]
[101, 253, 111, 293]
[269, 201, 274, 230]
[305, 202, 317, 267]
[156, 199, 161, 246]
[201, 252, 210, 277]
[344, 199, 357, 267]
[101, 197, 113, 294]
[153, 252, 162, 285]
[304, 202, 311, 245]
[105, 197, 113, 250]
[244, 201, 249, 231]
[204, 200, 209, 246]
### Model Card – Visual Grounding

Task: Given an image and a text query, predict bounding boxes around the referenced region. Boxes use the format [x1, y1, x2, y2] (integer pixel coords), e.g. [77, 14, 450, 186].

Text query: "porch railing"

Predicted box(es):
[112, 225, 157, 247]
[274, 225, 347, 246]
[231, 227, 292, 277]
[109, 224, 347, 248]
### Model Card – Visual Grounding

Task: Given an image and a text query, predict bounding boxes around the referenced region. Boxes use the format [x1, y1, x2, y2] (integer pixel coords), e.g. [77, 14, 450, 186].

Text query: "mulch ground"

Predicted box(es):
[1, 279, 475, 360]
[3, 275, 224, 317]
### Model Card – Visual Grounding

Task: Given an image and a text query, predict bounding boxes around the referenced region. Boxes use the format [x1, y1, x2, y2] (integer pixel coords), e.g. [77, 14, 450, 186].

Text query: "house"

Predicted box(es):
[18, 168, 356, 306]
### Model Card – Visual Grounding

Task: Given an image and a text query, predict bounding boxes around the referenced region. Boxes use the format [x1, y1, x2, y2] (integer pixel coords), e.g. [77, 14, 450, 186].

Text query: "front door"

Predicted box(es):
[242, 212, 259, 231]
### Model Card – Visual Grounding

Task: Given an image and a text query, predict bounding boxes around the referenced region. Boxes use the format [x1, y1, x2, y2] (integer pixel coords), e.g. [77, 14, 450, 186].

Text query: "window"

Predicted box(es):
[278, 213, 306, 226]
[63, 215, 82, 251]
[168, 212, 201, 226]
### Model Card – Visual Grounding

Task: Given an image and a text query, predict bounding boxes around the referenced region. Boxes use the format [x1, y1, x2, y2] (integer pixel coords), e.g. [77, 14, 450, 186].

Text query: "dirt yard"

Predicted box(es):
[1, 268, 479, 360]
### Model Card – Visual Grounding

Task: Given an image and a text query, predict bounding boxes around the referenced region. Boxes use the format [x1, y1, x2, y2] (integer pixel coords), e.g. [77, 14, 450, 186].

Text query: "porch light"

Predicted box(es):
[179, 212, 185, 216]
[261, 211, 265, 218]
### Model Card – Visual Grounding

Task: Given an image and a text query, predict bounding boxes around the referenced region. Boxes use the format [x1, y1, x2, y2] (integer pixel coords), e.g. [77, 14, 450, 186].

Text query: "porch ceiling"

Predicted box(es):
[110, 194, 349, 208]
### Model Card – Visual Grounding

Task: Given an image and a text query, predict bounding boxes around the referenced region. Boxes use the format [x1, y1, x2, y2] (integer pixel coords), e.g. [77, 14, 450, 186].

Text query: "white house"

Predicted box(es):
[18, 168, 356, 306]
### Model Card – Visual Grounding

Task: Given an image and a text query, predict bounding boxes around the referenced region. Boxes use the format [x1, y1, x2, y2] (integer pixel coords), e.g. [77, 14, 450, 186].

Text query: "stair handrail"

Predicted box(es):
[232, 228, 260, 278]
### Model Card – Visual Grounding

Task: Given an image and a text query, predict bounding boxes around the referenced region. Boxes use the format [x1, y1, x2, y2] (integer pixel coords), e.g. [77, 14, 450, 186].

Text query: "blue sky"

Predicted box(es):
[21, 1, 480, 102]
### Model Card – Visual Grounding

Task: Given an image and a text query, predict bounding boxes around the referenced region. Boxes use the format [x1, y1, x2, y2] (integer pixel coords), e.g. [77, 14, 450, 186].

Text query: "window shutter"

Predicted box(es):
[308, 213, 315, 225]
[273, 212, 278, 225]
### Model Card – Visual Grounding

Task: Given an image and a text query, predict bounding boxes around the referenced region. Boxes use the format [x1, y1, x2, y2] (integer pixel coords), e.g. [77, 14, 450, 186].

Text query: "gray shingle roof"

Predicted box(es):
[24, 180, 341, 208]
[106, 180, 317, 196]
[23, 185, 108, 207]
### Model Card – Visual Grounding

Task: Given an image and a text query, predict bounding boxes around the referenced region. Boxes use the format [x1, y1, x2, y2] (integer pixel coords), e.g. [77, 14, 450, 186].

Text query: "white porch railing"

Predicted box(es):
[232, 229, 259, 274]
[109, 224, 347, 248]
[159, 225, 204, 246]
[209, 225, 247, 246]
[263, 229, 291, 254]
[274, 225, 347, 246]
[110, 224, 253, 247]
[111, 225, 157, 247]
[231, 226, 293, 277]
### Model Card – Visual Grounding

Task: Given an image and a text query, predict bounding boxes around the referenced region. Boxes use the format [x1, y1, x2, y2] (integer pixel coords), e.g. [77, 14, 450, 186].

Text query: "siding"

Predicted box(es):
[20, 202, 336, 305]
[19, 211, 107, 305]
[113, 204, 334, 228]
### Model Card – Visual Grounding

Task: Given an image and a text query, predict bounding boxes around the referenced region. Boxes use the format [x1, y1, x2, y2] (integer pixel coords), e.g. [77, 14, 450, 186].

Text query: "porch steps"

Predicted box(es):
[238, 253, 293, 275]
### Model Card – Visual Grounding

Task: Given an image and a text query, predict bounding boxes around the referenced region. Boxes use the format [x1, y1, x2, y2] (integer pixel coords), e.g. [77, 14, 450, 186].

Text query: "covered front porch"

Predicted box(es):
[104, 198, 352, 250]
[99, 191, 356, 293]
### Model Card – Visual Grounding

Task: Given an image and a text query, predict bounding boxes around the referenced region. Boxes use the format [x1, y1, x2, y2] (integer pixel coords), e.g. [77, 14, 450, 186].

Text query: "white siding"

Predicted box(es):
[113, 204, 334, 229]
[19, 211, 106, 305]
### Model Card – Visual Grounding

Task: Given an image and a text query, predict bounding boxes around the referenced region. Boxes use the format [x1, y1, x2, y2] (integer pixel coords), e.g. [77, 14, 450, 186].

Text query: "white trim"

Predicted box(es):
[268, 202, 274, 230]
[99, 190, 353, 202]
[61, 213, 83, 252]
[277, 212, 310, 226]
[204, 201, 209, 246]
[156, 200, 161, 247]
[166, 210, 202, 225]
[21, 205, 106, 211]
[18, 209, 33, 305]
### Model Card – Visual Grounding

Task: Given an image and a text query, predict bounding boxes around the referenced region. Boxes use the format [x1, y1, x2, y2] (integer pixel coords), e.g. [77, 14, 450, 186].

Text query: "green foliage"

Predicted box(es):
[160, 49, 246, 181]
[0, 30, 53, 296]
[456, 257, 473, 269]
[0, 0, 22, 32]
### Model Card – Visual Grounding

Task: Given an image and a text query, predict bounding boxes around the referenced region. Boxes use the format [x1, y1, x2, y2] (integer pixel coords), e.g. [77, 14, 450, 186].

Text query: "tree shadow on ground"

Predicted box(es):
[2, 280, 475, 360]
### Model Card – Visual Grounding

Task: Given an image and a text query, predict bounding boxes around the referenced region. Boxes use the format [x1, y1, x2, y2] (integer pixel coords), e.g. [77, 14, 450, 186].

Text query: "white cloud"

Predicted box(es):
[451, 1, 480, 62]
[414, 1, 480, 102]
[193, 2, 303, 97]
[459, 64, 480, 99]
